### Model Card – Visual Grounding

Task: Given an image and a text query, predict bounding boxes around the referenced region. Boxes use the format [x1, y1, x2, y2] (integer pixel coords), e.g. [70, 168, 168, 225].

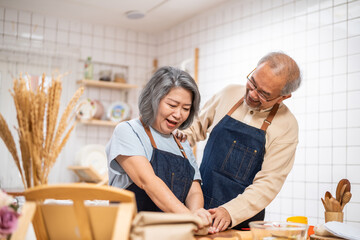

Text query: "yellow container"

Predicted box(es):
[287, 216, 308, 224]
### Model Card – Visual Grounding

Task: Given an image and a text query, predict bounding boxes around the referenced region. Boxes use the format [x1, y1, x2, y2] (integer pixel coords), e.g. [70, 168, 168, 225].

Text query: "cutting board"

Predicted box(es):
[310, 234, 345, 240]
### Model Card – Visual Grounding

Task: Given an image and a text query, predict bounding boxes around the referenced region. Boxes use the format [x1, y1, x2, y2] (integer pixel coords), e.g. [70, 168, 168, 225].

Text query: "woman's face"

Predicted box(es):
[152, 87, 192, 135]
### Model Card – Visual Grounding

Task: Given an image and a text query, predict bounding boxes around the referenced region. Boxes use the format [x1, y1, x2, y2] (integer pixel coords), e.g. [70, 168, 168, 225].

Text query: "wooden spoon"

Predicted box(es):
[325, 196, 332, 212]
[325, 191, 332, 199]
[330, 197, 341, 212]
[339, 184, 347, 205]
[336, 179, 348, 202]
[341, 192, 352, 210]
[321, 198, 328, 211]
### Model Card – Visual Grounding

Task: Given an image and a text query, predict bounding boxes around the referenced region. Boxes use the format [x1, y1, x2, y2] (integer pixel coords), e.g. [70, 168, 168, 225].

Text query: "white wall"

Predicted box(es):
[156, 0, 360, 228]
[0, 6, 156, 187]
[0, 0, 359, 228]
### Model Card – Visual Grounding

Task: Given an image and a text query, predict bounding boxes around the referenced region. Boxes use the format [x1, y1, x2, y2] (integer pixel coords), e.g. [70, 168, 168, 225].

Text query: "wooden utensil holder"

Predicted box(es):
[325, 212, 343, 223]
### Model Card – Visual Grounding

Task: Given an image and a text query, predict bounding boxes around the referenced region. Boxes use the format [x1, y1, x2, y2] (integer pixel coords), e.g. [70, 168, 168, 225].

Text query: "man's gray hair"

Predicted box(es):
[257, 52, 302, 95]
[139, 66, 200, 130]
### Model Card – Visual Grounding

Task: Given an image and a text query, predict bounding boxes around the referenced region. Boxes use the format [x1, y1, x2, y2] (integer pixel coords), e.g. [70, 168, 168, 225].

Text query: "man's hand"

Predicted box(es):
[173, 129, 187, 142]
[208, 207, 231, 233]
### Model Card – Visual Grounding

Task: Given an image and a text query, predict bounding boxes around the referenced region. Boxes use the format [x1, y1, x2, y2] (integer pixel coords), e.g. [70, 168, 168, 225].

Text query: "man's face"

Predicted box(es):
[245, 62, 290, 110]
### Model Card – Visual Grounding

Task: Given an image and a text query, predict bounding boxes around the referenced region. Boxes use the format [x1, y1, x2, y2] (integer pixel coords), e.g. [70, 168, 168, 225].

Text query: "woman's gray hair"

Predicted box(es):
[258, 52, 302, 95]
[139, 66, 200, 130]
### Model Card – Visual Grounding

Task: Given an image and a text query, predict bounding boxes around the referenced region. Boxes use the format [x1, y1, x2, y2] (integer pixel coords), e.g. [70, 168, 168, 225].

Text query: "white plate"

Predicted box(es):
[75, 144, 107, 176]
[76, 98, 96, 120]
[107, 101, 130, 122]
[325, 221, 360, 240]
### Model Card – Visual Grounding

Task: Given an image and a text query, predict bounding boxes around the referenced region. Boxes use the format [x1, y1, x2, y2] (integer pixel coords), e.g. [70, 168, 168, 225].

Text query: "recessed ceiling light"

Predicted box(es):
[125, 10, 145, 20]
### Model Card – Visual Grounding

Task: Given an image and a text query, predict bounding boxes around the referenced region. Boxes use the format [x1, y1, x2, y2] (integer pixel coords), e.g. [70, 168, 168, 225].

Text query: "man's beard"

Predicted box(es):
[244, 90, 261, 111]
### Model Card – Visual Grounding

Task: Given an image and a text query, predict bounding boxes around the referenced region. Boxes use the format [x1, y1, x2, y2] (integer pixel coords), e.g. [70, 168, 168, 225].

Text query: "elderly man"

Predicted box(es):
[179, 52, 302, 232]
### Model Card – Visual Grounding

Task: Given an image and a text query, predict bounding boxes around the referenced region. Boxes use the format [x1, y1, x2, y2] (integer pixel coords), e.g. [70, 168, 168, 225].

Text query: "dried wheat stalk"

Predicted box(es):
[0, 73, 84, 189]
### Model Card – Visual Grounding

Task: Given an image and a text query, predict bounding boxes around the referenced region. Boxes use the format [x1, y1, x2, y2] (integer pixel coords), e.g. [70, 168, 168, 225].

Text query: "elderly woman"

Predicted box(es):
[106, 66, 211, 227]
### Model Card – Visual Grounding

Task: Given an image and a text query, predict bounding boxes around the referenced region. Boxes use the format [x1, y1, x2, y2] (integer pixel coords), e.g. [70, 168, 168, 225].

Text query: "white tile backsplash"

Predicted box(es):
[333, 92, 347, 110]
[333, 128, 346, 146]
[45, 16, 57, 29]
[57, 30, 68, 44]
[319, 147, 332, 164]
[347, 127, 360, 146]
[333, 146, 347, 164]
[333, 4, 347, 23]
[348, 90, 360, 109]
[333, 56, 347, 75]
[57, 18, 69, 31]
[18, 10, 31, 24]
[347, 109, 360, 127]
[348, 18, 360, 37]
[32, 13, 44, 27]
[348, 54, 360, 72]
[0, 7, 4, 20]
[319, 129, 332, 147]
[333, 74, 347, 93]
[334, 39, 347, 57]
[348, 165, 360, 182]
[5, 8, 17, 22]
[18, 23, 30, 39]
[333, 110, 347, 128]
[348, 0, 360, 19]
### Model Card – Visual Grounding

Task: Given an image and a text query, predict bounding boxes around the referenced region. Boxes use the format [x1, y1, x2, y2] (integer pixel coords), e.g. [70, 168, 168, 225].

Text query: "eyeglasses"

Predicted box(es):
[246, 68, 282, 102]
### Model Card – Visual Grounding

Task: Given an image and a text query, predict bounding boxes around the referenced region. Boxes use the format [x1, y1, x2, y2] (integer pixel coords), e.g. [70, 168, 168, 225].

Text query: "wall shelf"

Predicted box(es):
[77, 79, 138, 89]
[78, 119, 119, 127]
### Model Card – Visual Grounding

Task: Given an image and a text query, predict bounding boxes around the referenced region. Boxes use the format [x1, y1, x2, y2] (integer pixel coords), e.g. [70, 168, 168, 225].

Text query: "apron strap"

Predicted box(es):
[140, 118, 157, 149]
[227, 97, 244, 116]
[260, 103, 279, 131]
[227, 97, 280, 132]
[140, 118, 188, 159]
[172, 134, 188, 159]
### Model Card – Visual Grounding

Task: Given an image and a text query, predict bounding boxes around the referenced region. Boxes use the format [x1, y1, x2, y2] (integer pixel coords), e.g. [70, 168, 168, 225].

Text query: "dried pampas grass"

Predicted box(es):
[0, 73, 84, 188]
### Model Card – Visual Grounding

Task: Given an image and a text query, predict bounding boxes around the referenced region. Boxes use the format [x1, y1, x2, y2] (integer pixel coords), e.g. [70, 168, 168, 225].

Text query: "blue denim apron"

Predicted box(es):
[127, 120, 195, 212]
[200, 97, 279, 229]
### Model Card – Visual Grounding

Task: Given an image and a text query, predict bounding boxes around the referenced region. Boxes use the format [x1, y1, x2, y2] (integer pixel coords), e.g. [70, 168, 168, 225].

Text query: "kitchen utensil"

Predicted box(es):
[325, 191, 332, 200]
[339, 184, 347, 205]
[325, 196, 332, 212]
[341, 179, 351, 193]
[336, 179, 347, 202]
[329, 198, 341, 212]
[321, 198, 328, 212]
[341, 192, 352, 210]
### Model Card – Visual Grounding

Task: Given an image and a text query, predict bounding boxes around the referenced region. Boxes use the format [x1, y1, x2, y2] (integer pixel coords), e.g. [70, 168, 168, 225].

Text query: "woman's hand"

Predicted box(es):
[173, 129, 187, 142]
[192, 208, 212, 228]
[208, 207, 231, 233]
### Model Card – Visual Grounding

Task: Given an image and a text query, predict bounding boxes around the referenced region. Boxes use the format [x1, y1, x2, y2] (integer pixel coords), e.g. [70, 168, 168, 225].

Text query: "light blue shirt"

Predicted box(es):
[106, 118, 201, 189]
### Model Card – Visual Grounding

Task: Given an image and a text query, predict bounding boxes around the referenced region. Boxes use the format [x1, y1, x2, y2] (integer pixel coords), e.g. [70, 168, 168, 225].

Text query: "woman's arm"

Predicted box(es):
[186, 181, 212, 227]
[185, 181, 203, 211]
[117, 155, 189, 213]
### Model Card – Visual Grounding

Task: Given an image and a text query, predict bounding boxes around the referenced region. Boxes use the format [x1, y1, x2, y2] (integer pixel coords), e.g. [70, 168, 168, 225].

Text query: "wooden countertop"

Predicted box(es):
[195, 230, 252, 240]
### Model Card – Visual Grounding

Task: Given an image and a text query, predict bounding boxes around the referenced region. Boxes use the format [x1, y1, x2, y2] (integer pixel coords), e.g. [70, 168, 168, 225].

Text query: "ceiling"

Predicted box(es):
[1, 0, 229, 33]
